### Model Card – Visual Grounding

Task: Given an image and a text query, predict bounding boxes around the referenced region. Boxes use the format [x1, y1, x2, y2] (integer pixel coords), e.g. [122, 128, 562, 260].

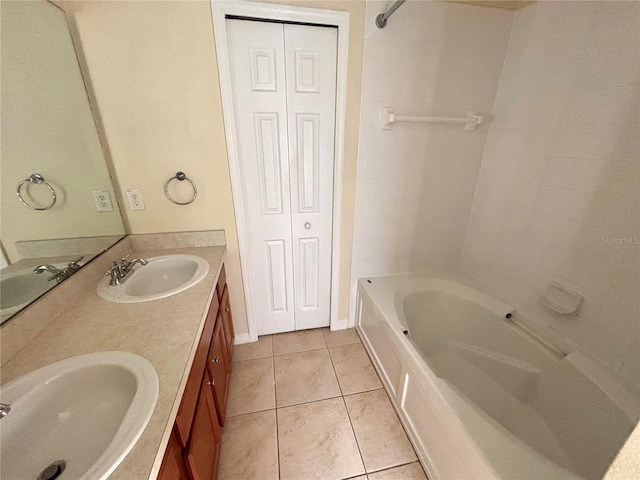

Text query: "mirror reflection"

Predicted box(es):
[0, 0, 126, 323]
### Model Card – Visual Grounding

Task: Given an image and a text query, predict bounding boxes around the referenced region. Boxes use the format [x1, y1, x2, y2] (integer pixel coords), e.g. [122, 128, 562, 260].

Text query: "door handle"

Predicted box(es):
[304, 222, 311, 230]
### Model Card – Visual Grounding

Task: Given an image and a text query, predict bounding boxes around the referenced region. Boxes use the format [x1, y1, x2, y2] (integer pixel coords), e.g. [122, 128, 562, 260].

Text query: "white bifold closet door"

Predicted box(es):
[226, 19, 337, 335]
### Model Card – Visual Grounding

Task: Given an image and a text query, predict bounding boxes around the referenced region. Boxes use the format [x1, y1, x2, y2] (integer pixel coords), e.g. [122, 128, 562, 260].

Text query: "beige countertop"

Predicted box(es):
[1, 234, 226, 479]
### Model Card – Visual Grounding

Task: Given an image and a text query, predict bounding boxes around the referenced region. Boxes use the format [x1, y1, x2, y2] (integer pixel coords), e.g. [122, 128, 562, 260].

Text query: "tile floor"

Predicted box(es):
[218, 328, 428, 480]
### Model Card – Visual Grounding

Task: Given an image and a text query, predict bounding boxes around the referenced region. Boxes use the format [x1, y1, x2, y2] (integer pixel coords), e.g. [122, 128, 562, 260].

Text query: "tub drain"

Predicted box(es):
[37, 460, 66, 480]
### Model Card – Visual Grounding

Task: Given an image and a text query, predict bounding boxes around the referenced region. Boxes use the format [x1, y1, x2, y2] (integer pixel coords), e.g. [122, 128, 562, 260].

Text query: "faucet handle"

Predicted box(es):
[104, 266, 121, 286]
[104, 261, 118, 276]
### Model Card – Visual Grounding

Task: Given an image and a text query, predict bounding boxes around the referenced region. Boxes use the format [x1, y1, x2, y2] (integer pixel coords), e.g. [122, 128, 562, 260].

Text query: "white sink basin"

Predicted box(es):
[96, 254, 209, 304]
[0, 351, 159, 480]
[1, 264, 67, 317]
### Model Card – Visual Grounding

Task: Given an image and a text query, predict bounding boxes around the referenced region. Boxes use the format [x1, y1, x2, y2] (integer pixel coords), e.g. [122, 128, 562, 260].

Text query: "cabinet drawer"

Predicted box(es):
[216, 264, 226, 302]
[175, 294, 219, 447]
[219, 285, 234, 359]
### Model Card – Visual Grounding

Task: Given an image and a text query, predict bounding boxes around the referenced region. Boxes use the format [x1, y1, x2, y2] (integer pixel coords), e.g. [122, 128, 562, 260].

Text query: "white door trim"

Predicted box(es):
[211, 1, 349, 341]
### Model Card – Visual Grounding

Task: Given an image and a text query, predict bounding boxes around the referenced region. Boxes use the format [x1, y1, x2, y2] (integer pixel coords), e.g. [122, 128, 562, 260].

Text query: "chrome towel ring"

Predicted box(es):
[164, 171, 197, 205]
[16, 173, 57, 210]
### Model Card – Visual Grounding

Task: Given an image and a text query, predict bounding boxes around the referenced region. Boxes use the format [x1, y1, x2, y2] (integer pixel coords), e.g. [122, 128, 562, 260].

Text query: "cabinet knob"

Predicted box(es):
[212, 356, 220, 364]
[224, 307, 229, 312]
[207, 379, 215, 386]
[304, 222, 311, 230]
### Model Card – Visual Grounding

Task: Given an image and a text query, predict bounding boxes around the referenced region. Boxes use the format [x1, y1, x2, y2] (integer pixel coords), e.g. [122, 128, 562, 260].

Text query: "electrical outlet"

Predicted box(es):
[93, 190, 114, 212]
[127, 189, 146, 211]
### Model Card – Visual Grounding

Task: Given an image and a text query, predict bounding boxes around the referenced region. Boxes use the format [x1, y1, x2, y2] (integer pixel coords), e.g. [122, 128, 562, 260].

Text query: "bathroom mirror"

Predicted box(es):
[0, 0, 126, 324]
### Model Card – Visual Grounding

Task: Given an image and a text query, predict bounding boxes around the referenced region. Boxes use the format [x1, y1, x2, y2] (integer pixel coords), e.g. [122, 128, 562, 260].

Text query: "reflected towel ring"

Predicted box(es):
[16, 174, 57, 210]
[164, 171, 197, 205]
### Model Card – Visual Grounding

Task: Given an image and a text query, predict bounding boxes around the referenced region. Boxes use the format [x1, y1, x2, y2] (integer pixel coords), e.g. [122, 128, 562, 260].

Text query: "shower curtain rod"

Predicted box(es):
[375, 0, 406, 28]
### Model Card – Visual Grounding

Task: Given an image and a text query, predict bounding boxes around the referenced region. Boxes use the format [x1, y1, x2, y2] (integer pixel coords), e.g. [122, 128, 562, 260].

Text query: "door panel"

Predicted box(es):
[254, 113, 285, 214]
[227, 19, 295, 335]
[264, 239, 289, 312]
[285, 24, 337, 330]
[299, 237, 319, 308]
[295, 114, 320, 213]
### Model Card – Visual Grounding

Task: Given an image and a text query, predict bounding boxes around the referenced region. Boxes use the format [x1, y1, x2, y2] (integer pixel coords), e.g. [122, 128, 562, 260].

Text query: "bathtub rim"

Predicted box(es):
[360, 273, 640, 421]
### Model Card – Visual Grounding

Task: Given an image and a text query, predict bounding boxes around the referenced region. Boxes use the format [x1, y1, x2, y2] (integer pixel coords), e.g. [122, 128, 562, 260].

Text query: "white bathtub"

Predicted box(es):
[356, 274, 639, 480]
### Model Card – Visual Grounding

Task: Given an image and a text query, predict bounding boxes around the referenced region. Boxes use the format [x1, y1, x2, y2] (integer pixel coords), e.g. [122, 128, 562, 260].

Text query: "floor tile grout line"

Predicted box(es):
[273, 355, 282, 480]
[365, 460, 424, 476]
[342, 387, 385, 398]
[333, 332, 420, 476]
[231, 355, 274, 365]
[272, 345, 328, 358]
[276, 393, 344, 411]
[340, 395, 368, 476]
[326, 339, 367, 475]
[226, 405, 277, 419]
[327, 342, 346, 397]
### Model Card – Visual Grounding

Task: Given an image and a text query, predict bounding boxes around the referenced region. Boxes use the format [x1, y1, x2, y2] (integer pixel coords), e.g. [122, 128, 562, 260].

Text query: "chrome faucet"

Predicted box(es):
[34, 264, 63, 275]
[0, 402, 11, 418]
[104, 255, 148, 286]
[34, 257, 84, 283]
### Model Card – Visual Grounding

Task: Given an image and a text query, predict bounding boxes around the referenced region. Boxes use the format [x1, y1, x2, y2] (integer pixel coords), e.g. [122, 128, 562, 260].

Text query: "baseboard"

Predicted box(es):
[234, 332, 253, 345]
[330, 318, 349, 331]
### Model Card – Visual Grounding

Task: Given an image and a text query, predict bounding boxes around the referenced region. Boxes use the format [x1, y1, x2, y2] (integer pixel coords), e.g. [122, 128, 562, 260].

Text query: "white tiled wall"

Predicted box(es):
[350, 1, 513, 323]
[460, 1, 639, 384]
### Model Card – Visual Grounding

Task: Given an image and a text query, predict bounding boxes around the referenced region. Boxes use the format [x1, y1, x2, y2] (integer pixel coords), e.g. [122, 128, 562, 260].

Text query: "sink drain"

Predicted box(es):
[37, 461, 66, 480]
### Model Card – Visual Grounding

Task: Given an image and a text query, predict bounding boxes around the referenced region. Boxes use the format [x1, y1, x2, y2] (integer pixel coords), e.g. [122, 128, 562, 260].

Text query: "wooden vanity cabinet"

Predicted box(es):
[158, 264, 233, 480]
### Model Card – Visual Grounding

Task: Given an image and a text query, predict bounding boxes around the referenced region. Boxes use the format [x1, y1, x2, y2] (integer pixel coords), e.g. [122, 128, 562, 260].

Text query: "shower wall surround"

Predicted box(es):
[460, 1, 639, 384]
[350, 1, 513, 322]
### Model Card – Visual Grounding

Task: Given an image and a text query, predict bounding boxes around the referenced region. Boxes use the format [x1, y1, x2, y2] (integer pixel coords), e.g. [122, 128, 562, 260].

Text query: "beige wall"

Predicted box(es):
[1, 0, 125, 263]
[67, 0, 364, 334]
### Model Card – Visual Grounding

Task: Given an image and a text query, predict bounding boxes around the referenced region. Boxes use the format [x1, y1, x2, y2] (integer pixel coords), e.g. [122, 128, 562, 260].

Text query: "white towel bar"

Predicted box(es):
[381, 107, 483, 131]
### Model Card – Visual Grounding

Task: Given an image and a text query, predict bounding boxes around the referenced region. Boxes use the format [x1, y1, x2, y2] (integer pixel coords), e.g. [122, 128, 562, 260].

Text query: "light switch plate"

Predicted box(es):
[127, 189, 146, 211]
[93, 190, 114, 212]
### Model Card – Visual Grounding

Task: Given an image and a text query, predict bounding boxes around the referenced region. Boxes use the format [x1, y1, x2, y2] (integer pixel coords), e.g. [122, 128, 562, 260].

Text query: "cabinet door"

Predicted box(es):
[207, 316, 230, 425]
[175, 294, 219, 446]
[158, 428, 190, 480]
[220, 285, 235, 359]
[185, 376, 222, 480]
